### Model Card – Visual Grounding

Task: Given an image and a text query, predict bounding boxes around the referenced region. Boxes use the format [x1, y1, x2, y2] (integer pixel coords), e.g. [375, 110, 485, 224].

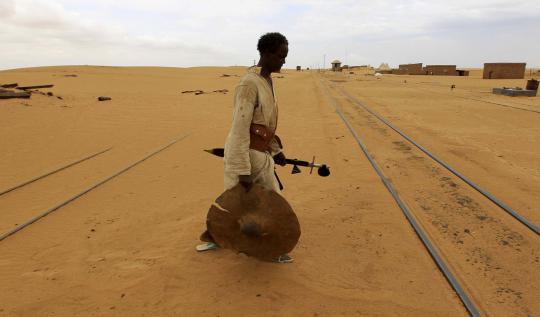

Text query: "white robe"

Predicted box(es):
[223, 66, 282, 192]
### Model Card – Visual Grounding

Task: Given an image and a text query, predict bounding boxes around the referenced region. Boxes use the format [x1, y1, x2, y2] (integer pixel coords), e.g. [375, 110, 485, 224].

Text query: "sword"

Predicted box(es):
[204, 148, 331, 177]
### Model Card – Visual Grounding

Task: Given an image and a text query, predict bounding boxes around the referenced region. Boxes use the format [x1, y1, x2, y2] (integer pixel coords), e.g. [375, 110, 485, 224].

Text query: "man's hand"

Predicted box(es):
[273, 152, 287, 166]
[238, 175, 253, 192]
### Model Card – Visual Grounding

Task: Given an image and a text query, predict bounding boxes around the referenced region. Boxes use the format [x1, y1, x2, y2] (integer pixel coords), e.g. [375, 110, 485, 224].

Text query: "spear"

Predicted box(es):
[204, 148, 330, 177]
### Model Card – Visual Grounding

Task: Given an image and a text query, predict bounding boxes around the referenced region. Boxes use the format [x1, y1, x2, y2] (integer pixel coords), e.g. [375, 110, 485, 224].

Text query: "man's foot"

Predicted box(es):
[199, 230, 215, 243]
[195, 242, 220, 252]
[273, 254, 294, 263]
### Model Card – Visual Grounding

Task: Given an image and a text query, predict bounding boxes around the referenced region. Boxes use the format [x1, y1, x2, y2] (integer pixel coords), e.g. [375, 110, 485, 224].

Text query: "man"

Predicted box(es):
[224, 32, 288, 193]
[198, 32, 292, 263]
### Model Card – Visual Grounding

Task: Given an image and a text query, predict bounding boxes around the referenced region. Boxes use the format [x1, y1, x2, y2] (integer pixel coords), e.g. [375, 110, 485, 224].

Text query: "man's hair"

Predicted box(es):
[257, 32, 288, 54]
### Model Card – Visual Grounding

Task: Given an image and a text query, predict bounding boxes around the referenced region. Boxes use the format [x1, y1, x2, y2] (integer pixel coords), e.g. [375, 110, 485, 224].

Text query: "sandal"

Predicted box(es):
[195, 242, 220, 252]
[273, 254, 294, 263]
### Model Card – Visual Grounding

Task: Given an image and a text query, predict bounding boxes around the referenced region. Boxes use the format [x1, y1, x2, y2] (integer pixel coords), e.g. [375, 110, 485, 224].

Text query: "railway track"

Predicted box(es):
[0, 134, 190, 241]
[317, 74, 540, 316]
[411, 82, 540, 114]
[335, 85, 539, 235]
[0, 147, 112, 197]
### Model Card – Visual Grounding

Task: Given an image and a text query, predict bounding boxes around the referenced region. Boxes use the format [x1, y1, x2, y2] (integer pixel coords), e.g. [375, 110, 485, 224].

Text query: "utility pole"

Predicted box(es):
[323, 54, 326, 72]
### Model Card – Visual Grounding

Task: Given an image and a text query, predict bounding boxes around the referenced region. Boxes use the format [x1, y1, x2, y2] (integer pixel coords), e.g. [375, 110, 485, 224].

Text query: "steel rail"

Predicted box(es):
[333, 84, 540, 236]
[317, 77, 481, 317]
[455, 95, 540, 114]
[0, 134, 190, 242]
[0, 147, 112, 197]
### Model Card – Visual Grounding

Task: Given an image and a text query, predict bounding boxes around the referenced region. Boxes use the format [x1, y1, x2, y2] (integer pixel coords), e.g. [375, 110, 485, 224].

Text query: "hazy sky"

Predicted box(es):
[1, 0, 539, 70]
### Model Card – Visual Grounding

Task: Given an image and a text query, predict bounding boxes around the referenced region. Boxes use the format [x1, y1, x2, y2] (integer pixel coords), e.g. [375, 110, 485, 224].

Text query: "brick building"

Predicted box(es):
[394, 63, 424, 75]
[424, 65, 457, 76]
[483, 63, 526, 79]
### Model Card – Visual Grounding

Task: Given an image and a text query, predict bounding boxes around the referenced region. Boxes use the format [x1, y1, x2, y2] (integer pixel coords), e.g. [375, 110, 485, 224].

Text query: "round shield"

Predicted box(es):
[205, 183, 301, 261]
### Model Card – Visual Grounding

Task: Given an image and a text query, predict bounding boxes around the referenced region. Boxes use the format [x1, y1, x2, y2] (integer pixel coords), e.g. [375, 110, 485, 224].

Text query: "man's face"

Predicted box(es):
[267, 44, 288, 73]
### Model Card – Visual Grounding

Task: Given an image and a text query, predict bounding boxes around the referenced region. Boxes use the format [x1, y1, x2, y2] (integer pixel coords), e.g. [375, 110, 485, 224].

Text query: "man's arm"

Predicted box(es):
[224, 82, 257, 176]
[270, 135, 286, 166]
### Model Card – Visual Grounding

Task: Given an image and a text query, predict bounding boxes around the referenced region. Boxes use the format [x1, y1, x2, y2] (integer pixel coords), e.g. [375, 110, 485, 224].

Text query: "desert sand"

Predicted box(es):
[0, 65, 539, 316]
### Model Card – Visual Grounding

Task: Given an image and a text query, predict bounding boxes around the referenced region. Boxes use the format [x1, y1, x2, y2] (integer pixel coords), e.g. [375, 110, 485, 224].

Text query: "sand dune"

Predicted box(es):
[1, 66, 538, 316]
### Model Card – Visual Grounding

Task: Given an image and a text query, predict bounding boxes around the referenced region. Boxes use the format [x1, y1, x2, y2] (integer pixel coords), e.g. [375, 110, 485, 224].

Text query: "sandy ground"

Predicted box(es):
[0, 65, 538, 316]
[320, 70, 540, 316]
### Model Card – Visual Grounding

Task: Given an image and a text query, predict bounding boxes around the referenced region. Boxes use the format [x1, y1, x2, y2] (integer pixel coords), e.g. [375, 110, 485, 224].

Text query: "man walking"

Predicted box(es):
[198, 32, 292, 263]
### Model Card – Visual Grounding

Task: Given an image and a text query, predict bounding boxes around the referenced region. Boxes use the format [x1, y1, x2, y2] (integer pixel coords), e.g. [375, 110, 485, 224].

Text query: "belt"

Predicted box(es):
[249, 123, 275, 153]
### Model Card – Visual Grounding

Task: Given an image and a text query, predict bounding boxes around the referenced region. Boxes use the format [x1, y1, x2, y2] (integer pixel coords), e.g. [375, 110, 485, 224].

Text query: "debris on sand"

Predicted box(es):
[182, 89, 229, 95]
[28, 90, 55, 97]
[98, 96, 112, 101]
[0, 90, 31, 99]
[16, 84, 54, 90]
[182, 90, 204, 94]
[493, 87, 537, 97]
[1, 83, 18, 88]
[0, 85, 62, 100]
[64, 74, 78, 77]
[221, 74, 239, 77]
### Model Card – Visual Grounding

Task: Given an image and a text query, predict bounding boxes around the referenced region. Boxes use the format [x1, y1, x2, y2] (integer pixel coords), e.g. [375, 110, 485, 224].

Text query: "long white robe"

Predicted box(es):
[223, 66, 282, 192]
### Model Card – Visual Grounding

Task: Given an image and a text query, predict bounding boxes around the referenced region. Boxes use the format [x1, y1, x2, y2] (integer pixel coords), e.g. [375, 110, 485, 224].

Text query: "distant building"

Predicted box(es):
[331, 60, 342, 71]
[376, 63, 393, 74]
[483, 63, 526, 79]
[350, 65, 373, 70]
[377, 63, 391, 71]
[424, 65, 457, 76]
[456, 70, 470, 76]
[394, 63, 424, 75]
[296, 66, 301, 71]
